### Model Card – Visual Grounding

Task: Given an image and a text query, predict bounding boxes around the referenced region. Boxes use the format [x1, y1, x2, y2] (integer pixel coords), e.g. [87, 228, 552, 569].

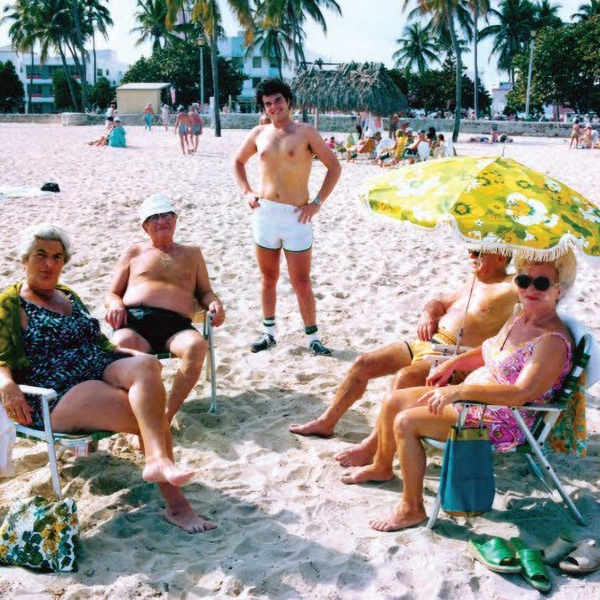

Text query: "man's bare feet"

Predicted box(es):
[164, 503, 217, 534]
[289, 418, 334, 438]
[334, 444, 375, 467]
[341, 464, 394, 485]
[369, 505, 427, 532]
[143, 458, 194, 487]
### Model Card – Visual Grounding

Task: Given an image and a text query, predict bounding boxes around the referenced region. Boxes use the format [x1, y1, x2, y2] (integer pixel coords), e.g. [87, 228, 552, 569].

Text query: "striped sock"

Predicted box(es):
[263, 317, 276, 337]
[305, 324, 319, 344]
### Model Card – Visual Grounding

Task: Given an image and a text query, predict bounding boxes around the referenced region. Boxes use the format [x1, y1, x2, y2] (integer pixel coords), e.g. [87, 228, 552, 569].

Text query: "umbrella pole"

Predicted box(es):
[454, 271, 477, 355]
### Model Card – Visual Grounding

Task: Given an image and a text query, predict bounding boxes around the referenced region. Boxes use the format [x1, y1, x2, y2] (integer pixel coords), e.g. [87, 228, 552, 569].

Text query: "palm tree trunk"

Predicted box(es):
[72, 1, 88, 110]
[473, 7, 479, 119]
[58, 45, 79, 110]
[93, 33, 97, 85]
[29, 47, 34, 114]
[446, 5, 462, 142]
[210, 25, 221, 137]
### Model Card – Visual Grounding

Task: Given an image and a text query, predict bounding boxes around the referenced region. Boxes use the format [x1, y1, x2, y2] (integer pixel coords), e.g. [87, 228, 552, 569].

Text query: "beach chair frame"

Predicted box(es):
[13, 312, 217, 500]
[423, 333, 591, 529]
[154, 310, 218, 413]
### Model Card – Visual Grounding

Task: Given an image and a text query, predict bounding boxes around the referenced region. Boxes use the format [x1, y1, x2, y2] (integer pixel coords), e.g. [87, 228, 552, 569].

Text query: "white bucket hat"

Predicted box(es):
[139, 193, 177, 224]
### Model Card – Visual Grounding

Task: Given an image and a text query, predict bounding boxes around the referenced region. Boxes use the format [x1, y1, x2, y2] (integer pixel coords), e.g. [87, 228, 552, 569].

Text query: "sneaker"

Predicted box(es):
[250, 333, 276, 353]
[309, 340, 332, 356]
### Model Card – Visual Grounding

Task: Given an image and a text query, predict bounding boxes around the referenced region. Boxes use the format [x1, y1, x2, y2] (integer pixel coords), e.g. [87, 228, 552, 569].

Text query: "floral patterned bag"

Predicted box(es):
[0, 496, 79, 572]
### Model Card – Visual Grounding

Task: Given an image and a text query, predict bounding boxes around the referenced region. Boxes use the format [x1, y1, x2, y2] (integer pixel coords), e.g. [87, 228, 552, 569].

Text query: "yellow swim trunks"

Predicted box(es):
[406, 329, 468, 384]
[406, 329, 457, 364]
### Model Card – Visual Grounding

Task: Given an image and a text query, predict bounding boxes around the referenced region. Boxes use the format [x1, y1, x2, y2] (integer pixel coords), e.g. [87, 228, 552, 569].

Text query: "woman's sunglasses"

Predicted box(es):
[514, 274, 559, 292]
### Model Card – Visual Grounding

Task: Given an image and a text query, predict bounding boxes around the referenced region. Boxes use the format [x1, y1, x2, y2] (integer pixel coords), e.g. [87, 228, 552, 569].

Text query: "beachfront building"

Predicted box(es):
[490, 82, 513, 118]
[0, 45, 128, 113]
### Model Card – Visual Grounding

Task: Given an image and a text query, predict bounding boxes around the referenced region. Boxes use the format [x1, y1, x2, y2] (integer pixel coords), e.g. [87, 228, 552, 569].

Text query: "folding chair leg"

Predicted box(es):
[524, 453, 554, 495]
[204, 318, 218, 414]
[41, 393, 62, 500]
[513, 410, 585, 526]
[425, 490, 442, 530]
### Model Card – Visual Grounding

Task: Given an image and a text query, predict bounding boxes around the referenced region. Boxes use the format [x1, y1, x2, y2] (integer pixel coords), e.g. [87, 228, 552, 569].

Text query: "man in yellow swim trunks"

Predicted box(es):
[290, 251, 518, 465]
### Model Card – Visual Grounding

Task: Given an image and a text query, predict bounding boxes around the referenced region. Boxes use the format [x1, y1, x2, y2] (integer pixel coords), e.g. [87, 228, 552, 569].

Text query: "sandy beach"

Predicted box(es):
[0, 123, 598, 599]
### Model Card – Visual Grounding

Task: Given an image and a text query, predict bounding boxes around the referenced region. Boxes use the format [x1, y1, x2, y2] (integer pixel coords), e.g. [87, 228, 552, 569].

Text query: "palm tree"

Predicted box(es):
[81, 0, 113, 85]
[71, 0, 90, 109]
[466, 0, 490, 118]
[165, 0, 254, 137]
[266, 0, 342, 69]
[403, 0, 466, 142]
[1, 0, 40, 113]
[534, 0, 563, 29]
[132, 0, 177, 51]
[35, 0, 81, 110]
[247, 4, 294, 80]
[393, 22, 440, 74]
[571, 0, 598, 20]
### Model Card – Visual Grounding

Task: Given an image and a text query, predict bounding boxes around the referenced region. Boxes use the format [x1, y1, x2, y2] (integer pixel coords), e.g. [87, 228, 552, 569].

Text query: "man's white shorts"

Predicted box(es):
[253, 198, 313, 252]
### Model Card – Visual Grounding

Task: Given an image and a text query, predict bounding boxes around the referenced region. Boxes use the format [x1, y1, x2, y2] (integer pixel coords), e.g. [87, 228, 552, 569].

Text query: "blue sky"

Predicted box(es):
[0, 0, 585, 90]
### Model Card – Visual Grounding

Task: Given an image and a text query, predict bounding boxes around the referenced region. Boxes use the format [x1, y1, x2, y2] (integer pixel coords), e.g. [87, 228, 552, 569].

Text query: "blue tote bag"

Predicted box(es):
[439, 409, 495, 517]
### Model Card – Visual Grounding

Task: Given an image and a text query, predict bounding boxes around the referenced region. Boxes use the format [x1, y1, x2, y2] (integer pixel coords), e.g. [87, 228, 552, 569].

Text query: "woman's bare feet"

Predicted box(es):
[369, 505, 427, 532]
[341, 464, 394, 485]
[334, 443, 375, 467]
[289, 418, 334, 438]
[143, 458, 194, 487]
[164, 502, 217, 534]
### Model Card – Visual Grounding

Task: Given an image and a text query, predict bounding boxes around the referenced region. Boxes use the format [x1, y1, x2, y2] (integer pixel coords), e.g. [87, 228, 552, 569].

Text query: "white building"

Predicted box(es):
[0, 45, 128, 113]
[490, 82, 513, 117]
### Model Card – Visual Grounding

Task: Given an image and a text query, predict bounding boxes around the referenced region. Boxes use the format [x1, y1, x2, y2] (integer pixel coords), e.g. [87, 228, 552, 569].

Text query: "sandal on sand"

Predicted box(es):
[511, 538, 552, 593]
[542, 536, 576, 565]
[467, 537, 521, 574]
[559, 539, 600, 575]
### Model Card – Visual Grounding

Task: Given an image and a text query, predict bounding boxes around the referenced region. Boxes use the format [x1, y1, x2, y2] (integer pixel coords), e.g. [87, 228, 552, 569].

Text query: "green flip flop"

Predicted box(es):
[467, 537, 522, 574]
[511, 538, 552, 593]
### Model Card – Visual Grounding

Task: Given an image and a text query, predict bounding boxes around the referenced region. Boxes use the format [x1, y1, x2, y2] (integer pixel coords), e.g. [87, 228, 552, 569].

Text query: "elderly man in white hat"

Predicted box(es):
[105, 194, 225, 420]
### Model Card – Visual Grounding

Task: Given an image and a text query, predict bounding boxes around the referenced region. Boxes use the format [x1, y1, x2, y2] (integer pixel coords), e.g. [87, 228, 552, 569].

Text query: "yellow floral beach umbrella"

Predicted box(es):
[359, 156, 600, 259]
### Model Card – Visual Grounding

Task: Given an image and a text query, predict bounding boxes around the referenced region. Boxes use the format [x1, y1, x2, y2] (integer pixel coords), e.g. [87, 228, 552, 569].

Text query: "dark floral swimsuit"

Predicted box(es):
[17, 294, 118, 429]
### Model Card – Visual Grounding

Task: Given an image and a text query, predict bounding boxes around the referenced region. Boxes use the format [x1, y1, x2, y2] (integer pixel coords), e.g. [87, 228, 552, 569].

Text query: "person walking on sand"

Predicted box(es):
[161, 103, 171, 131]
[290, 251, 518, 468]
[143, 103, 155, 131]
[233, 78, 341, 356]
[189, 104, 203, 154]
[174, 106, 192, 155]
[105, 102, 116, 129]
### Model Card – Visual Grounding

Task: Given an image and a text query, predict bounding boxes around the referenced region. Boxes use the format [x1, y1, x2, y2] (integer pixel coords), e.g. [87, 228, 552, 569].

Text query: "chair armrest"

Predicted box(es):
[18, 385, 57, 400]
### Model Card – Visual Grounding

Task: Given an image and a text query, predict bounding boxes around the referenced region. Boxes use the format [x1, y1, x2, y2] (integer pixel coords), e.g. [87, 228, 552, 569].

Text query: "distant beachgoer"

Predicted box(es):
[259, 112, 271, 125]
[233, 78, 341, 356]
[173, 106, 192, 155]
[143, 103, 154, 131]
[432, 133, 446, 158]
[161, 104, 171, 131]
[88, 121, 114, 146]
[108, 118, 126, 148]
[105, 103, 116, 129]
[189, 104, 203, 154]
[570, 120, 580, 149]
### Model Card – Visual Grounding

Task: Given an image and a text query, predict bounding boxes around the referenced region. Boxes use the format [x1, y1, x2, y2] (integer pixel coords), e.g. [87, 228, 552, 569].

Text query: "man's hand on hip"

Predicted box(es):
[294, 202, 320, 224]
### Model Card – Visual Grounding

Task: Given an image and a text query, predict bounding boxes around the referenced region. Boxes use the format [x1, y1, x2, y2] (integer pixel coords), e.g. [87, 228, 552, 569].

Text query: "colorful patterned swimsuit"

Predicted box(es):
[17, 295, 118, 429]
[461, 308, 572, 452]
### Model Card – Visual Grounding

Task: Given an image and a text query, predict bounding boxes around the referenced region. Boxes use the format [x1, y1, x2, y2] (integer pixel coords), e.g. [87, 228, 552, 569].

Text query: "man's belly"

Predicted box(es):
[122, 283, 196, 319]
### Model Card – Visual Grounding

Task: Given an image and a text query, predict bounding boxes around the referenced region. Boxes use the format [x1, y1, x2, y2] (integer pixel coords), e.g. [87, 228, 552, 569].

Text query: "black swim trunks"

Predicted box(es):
[124, 306, 196, 353]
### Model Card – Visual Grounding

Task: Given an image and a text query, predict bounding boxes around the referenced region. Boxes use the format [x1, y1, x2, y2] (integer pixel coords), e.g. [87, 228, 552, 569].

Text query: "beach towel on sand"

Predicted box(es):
[0, 185, 56, 200]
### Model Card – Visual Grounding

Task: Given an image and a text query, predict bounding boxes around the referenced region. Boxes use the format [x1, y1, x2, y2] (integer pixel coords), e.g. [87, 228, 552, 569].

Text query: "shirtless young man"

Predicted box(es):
[290, 251, 518, 466]
[189, 104, 203, 153]
[104, 194, 225, 421]
[174, 106, 192, 155]
[233, 78, 342, 356]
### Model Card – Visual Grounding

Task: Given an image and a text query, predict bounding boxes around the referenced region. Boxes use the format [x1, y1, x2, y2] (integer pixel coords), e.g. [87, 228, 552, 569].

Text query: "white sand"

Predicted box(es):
[0, 124, 598, 598]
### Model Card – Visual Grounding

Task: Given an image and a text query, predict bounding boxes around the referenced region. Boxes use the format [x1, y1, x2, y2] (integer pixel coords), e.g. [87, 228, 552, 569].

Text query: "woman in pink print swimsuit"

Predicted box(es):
[341, 251, 576, 532]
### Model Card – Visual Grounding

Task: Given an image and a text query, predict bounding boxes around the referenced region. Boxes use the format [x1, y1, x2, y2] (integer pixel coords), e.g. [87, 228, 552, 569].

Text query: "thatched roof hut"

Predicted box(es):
[291, 62, 408, 116]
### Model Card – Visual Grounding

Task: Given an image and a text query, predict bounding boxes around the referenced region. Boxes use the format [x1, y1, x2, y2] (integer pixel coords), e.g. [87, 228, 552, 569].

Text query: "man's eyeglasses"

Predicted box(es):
[148, 212, 175, 222]
[514, 274, 559, 292]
